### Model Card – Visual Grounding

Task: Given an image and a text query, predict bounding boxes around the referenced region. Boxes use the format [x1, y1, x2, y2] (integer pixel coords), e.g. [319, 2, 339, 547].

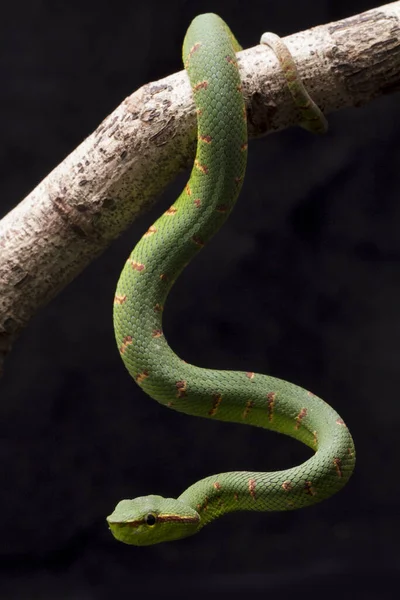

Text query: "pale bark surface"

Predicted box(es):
[1, 0, 400, 374]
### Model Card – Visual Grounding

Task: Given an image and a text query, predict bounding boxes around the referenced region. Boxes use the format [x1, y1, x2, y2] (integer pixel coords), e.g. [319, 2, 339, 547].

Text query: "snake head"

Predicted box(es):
[107, 495, 201, 545]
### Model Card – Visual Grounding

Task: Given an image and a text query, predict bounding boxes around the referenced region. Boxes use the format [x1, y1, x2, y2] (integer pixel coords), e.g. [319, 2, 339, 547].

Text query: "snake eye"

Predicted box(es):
[145, 513, 157, 526]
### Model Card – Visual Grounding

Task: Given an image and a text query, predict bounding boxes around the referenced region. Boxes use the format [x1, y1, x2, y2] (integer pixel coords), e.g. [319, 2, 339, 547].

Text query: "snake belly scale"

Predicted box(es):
[108, 13, 355, 546]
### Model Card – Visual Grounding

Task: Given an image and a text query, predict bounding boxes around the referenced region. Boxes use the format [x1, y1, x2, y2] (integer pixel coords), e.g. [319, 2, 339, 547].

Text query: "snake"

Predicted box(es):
[107, 13, 355, 546]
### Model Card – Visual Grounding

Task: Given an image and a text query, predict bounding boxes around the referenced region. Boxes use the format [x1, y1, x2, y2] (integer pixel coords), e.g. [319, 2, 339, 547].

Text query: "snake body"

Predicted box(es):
[107, 13, 355, 546]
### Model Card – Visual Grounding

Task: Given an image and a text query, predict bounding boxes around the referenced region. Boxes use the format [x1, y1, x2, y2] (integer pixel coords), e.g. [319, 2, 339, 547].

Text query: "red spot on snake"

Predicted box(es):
[295, 407, 307, 430]
[144, 225, 157, 236]
[209, 393, 222, 416]
[129, 259, 145, 272]
[167, 401, 174, 407]
[196, 108, 203, 117]
[333, 457, 343, 478]
[216, 204, 229, 213]
[234, 176, 243, 186]
[307, 390, 317, 397]
[348, 446, 355, 458]
[176, 380, 187, 398]
[165, 206, 177, 215]
[304, 481, 316, 496]
[246, 372, 255, 379]
[185, 42, 201, 67]
[248, 479, 257, 500]
[199, 134, 212, 143]
[114, 294, 127, 305]
[282, 480, 293, 492]
[193, 80, 208, 92]
[194, 198, 202, 207]
[192, 235, 204, 247]
[152, 329, 163, 338]
[195, 159, 208, 174]
[242, 399, 254, 419]
[154, 303, 163, 313]
[267, 392, 276, 422]
[135, 370, 149, 384]
[119, 336, 132, 354]
[234, 492, 239, 502]
[336, 418, 347, 427]
[241, 143, 248, 151]
[185, 183, 192, 196]
[236, 84, 242, 93]
[225, 55, 237, 65]
[213, 482, 221, 491]
[160, 273, 169, 282]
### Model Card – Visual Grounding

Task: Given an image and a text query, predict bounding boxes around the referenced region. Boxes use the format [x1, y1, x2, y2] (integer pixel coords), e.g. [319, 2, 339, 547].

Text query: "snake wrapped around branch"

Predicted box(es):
[107, 13, 355, 546]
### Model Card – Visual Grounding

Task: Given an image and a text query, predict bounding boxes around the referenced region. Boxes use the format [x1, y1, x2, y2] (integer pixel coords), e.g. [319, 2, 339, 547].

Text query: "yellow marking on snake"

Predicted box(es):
[114, 294, 127, 305]
[144, 226, 157, 236]
[242, 399, 254, 419]
[135, 371, 149, 384]
[176, 380, 187, 398]
[248, 479, 257, 499]
[209, 393, 222, 416]
[119, 336, 132, 354]
[165, 207, 177, 216]
[194, 159, 209, 174]
[295, 407, 307, 430]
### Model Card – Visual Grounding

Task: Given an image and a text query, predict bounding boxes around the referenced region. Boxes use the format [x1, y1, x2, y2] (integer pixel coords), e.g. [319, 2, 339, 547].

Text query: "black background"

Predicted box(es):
[1, 0, 399, 598]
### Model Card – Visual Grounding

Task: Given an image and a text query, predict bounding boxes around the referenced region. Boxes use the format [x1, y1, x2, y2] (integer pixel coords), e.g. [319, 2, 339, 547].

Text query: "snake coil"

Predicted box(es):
[107, 13, 355, 546]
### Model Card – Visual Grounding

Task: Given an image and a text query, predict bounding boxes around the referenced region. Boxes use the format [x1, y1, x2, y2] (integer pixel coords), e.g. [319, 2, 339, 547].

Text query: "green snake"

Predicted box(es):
[107, 13, 355, 546]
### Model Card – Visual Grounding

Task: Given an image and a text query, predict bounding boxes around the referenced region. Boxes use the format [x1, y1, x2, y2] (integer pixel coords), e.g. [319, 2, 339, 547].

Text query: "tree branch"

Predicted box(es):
[1, 1, 400, 375]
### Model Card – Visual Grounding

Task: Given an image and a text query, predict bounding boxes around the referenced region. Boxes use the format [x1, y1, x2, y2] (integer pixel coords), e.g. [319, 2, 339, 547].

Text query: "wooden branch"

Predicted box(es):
[1, 1, 400, 375]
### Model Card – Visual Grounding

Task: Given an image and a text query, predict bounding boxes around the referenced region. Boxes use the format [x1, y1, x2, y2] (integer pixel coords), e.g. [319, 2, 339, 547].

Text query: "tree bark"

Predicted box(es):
[1, 1, 400, 375]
